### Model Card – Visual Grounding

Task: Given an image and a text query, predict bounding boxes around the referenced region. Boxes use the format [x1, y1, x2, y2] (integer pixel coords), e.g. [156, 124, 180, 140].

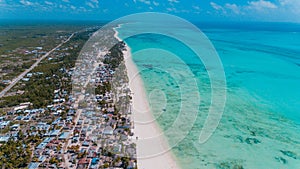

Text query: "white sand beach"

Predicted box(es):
[114, 29, 181, 169]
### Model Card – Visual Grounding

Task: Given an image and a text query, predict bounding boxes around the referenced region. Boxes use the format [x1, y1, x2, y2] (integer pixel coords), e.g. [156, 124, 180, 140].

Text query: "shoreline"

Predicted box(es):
[113, 27, 181, 169]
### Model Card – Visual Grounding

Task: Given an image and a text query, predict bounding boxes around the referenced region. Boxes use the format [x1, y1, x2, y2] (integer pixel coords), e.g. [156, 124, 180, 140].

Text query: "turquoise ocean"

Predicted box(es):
[117, 22, 300, 168]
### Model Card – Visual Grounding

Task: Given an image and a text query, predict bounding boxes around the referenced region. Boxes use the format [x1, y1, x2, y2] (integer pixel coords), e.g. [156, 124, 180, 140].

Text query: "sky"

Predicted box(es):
[0, 0, 300, 22]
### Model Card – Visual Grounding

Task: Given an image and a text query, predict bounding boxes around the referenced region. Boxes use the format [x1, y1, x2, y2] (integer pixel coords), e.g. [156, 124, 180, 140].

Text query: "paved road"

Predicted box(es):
[0, 33, 74, 98]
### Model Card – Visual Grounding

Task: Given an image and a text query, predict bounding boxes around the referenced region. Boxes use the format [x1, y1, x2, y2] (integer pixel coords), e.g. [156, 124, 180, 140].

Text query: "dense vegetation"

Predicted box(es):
[0, 21, 103, 92]
[103, 41, 126, 68]
[0, 29, 96, 108]
[0, 27, 99, 168]
[0, 24, 133, 169]
[0, 138, 32, 169]
[0, 21, 103, 55]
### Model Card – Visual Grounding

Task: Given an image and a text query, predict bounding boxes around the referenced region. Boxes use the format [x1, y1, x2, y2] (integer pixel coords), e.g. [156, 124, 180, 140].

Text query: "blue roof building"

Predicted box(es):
[28, 162, 40, 169]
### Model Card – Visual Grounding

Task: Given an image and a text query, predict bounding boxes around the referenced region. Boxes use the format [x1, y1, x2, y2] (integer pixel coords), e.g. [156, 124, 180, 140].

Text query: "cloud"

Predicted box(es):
[78, 6, 88, 12]
[166, 7, 177, 12]
[91, 0, 99, 4]
[210, 2, 223, 10]
[247, 0, 277, 10]
[211, 0, 278, 16]
[44, 1, 53, 5]
[86, 2, 95, 8]
[70, 5, 76, 10]
[20, 0, 33, 6]
[168, 0, 179, 3]
[59, 4, 65, 9]
[138, 0, 151, 5]
[166, 7, 190, 14]
[279, 0, 297, 6]
[279, 0, 300, 14]
[225, 3, 240, 14]
[0, 0, 6, 8]
[192, 5, 200, 10]
[153, 1, 159, 6]
[192, 5, 201, 14]
[86, 0, 99, 8]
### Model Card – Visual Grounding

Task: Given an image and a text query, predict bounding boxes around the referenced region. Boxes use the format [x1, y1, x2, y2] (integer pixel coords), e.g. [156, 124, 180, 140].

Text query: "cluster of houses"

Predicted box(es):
[0, 32, 137, 168]
[0, 34, 75, 86]
[0, 53, 77, 168]
[60, 60, 137, 168]
[0, 46, 47, 85]
[22, 72, 44, 82]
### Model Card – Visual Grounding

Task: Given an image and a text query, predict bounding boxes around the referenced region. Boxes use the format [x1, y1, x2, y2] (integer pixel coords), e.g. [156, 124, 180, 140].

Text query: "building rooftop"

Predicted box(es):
[28, 162, 40, 169]
[59, 132, 70, 140]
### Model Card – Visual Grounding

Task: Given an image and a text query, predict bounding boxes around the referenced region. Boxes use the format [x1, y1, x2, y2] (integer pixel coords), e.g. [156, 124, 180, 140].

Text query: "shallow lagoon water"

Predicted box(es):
[117, 22, 300, 169]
